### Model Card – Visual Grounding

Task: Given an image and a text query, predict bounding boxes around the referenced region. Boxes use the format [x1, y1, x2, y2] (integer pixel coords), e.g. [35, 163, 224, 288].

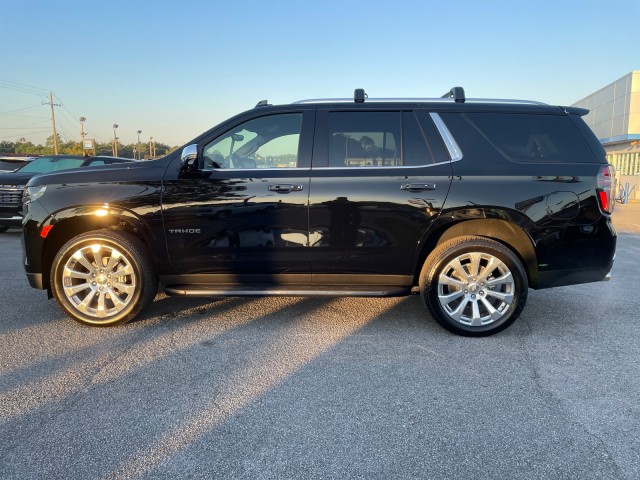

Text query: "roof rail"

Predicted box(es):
[442, 87, 466, 103]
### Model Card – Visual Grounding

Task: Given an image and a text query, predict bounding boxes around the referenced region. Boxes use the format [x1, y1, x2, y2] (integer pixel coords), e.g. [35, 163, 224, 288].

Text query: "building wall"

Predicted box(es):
[573, 71, 640, 197]
[572, 71, 640, 142]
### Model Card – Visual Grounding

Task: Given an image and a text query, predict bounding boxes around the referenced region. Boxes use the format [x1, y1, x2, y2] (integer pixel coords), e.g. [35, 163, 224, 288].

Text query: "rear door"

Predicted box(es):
[308, 109, 454, 281]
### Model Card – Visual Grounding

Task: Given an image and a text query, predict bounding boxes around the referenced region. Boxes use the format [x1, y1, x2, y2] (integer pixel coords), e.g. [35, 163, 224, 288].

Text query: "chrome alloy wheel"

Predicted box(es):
[437, 252, 515, 327]
[61, 243, 136, 319]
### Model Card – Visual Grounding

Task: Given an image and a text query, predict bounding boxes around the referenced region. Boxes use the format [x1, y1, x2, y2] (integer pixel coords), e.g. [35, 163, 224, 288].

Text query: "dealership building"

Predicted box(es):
[572, 70, 640, 200]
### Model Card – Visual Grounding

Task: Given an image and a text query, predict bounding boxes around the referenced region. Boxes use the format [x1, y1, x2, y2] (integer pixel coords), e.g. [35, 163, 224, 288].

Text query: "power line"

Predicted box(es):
[0, 120, 50, 129]
[0, 105, 43, 116]
[53, 93, 106, 144]
[0, 78, 49, 96]
[1, 130, 51, 139]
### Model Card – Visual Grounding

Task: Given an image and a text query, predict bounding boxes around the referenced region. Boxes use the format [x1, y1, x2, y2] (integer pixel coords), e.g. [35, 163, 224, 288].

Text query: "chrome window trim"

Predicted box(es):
[201, 166, 311, 173]
[429, 112, 463, 161]
[313, 161, 452, 171]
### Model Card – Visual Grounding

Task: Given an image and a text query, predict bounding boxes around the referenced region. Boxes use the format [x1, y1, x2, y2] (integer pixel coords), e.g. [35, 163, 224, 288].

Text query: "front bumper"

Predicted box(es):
[27, 272, 44, 290]
[0, 213, 23, 227]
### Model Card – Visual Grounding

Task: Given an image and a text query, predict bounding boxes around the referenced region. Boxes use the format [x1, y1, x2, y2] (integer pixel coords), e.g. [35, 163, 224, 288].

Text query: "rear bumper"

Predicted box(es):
[537, 247, 615, 289]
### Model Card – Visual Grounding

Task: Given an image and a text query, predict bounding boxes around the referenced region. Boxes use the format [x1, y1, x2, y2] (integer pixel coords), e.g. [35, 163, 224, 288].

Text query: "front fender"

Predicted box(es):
[28, 203, 169, 292]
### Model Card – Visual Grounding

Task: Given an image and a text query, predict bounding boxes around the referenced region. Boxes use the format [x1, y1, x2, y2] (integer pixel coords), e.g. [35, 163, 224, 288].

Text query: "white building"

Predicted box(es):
[572, 71, 640, 200]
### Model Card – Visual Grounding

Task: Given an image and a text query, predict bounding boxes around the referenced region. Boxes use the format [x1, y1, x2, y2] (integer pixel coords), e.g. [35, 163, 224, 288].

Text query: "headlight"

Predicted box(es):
[23, 185, 47, 205]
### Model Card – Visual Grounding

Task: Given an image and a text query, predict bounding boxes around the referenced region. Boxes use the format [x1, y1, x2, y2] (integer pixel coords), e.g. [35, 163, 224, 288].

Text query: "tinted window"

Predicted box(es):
[18, 157, 85, 173]
[203, 113, 302, 169]
[0, 160, 26, 171]
[465, 113, 597, 163]
[328, 112, 400, 167]
[404, 111, 451, 165]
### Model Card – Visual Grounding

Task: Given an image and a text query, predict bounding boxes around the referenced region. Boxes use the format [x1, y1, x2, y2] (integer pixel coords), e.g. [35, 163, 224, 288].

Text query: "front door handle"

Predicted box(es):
[268, 184, 304, 193]
[400, 183, 436, 192]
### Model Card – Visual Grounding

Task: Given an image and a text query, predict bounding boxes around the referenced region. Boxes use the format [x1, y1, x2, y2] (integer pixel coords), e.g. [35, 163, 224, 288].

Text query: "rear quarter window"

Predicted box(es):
[464, 113, 597, 163]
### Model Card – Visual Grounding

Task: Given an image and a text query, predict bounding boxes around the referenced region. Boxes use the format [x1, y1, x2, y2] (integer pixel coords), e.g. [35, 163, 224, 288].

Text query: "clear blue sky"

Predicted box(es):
[1, 0, 638, 147]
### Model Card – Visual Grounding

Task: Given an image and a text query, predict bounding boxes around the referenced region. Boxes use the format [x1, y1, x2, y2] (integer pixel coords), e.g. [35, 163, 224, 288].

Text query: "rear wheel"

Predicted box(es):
[51, 230, 157, 326]
[420, 236, 528, 336]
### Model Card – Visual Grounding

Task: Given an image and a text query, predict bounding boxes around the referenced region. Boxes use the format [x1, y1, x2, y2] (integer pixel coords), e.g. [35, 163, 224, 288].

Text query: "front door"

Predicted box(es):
[162, 110, 313, 281]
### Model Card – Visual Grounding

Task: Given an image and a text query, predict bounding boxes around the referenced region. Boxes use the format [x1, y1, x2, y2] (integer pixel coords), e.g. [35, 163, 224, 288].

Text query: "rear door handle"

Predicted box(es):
[268, 184, 304, 193]
[400, 183, 436, 192]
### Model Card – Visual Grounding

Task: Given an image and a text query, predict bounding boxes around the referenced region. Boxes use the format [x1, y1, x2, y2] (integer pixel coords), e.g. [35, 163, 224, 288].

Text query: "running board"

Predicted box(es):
[164, 284, 411, 297]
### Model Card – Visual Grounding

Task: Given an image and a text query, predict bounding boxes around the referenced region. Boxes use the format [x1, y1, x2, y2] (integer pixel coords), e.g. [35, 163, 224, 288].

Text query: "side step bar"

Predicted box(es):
[164, 284, 411, 298]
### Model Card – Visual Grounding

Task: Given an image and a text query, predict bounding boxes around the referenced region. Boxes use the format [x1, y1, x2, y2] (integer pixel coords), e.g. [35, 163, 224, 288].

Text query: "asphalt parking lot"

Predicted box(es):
[1, 207, 639, 479]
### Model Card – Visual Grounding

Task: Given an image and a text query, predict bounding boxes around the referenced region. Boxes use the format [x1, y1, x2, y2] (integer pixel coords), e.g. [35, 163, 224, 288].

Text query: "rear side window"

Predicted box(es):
[326, 111, 447, 167]
[328, 112, 401, 167]
[465, 113, 597, 163]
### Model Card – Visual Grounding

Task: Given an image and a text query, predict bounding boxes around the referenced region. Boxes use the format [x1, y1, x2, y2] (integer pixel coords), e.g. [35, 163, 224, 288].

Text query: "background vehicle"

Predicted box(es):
[0, 155, 136, 232]
[21, 88, 616, 336]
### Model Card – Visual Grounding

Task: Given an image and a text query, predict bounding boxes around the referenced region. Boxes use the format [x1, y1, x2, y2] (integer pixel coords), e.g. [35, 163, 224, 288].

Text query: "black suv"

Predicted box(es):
[0, 155, 135, 232]
[21, 88, 616, 336]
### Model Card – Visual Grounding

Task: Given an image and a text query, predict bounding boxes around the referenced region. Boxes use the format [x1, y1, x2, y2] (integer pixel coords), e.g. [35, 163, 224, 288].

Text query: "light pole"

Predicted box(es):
[137, 130, 142, 160]
[149, 136, 153, 159]
[112, 124, 119, 157]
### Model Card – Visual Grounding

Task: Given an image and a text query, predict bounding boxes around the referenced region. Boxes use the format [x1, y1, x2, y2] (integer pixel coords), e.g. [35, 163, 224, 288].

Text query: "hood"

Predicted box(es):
[26, 158, 171, 187]
[0, 171, 38, 186]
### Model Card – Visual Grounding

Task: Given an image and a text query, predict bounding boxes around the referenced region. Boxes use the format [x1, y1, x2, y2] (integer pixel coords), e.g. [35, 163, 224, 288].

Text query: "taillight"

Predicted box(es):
[596, 164, 615, 214]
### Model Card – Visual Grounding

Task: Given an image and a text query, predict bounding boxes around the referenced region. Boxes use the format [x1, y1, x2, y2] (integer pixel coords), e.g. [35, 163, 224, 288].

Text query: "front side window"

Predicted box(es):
[203, 113, 302, 169]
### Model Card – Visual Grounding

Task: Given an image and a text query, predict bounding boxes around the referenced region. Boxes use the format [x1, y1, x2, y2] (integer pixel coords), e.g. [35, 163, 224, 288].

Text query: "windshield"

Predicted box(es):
[17, 157, 85, 174]
[0, 160, 26, 171]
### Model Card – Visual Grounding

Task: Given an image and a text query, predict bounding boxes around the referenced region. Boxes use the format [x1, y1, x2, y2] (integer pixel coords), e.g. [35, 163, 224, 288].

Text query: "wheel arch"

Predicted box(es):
[414, 217, 539, 288]
[40, 206, 157, 292]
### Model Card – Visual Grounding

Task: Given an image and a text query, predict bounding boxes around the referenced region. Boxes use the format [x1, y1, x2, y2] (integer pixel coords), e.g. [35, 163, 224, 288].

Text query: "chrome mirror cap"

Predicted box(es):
[180, 144, 198, 166]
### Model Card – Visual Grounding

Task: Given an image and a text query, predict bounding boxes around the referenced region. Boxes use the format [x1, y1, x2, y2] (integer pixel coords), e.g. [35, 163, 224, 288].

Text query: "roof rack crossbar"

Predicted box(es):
[442, 87, 466, 103]
[354, 88, 367, 103]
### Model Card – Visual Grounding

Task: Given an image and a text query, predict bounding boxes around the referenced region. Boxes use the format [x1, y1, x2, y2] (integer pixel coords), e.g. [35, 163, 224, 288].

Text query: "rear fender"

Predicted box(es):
[413, 209, 539, 287]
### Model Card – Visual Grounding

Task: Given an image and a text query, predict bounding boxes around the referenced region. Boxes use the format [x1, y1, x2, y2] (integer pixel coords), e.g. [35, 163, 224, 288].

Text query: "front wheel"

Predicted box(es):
[420, 236, 528, 336]
[50, 230, 158, 326]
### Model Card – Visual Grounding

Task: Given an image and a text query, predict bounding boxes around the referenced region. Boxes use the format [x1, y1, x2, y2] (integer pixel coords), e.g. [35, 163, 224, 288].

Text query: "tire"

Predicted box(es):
[0, 225, 10, 233]
[50, 230, 158, 326]
[420, 236, 528, 337]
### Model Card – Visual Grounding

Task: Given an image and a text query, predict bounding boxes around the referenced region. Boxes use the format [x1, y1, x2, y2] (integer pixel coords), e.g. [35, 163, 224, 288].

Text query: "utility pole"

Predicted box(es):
[43, 92, 61, 154]
[112, 124, 119, 157]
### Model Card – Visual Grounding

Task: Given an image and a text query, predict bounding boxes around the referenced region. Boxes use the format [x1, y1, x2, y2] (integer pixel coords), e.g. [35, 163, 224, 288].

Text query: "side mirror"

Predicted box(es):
[180, 144, 198, 170]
